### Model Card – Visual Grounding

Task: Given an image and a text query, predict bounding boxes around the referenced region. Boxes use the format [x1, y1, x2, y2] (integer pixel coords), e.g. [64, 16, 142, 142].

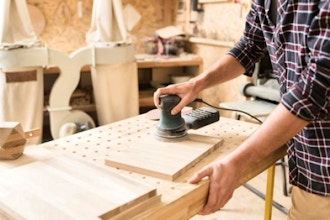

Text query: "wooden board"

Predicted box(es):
[105, 133, 223, 181]
[0, 122, 26, 160]
[0, 154, 159, 220]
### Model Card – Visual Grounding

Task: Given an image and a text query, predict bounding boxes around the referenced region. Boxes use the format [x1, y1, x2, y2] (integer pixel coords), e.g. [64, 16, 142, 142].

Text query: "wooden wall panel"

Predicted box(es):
[198, 2, 248, 42]
[26, 0, 177, 54]
[186, 42, 249, 117]
[185, 1, 251, 117]
[27, 0, 93, 54]
[121, 0, 178, 53]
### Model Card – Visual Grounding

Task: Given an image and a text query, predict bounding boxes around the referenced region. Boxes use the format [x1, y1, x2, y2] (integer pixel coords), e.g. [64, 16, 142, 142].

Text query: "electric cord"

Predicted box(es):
[193, 98, 263, 124]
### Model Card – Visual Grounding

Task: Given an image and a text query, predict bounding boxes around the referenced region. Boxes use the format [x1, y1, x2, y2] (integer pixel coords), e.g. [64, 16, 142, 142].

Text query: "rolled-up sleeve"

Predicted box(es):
[281, 1, 330, 121]
[228, 0, 268, 76]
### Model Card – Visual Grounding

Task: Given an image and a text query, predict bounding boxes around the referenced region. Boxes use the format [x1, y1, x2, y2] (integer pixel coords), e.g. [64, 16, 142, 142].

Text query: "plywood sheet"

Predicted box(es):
[105, 133, 223, 181]
[0, 155, 158, 220]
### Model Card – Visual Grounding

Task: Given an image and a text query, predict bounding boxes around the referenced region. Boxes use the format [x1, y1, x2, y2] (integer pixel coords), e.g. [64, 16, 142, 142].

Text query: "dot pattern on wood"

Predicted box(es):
[41, 115, 257, 183]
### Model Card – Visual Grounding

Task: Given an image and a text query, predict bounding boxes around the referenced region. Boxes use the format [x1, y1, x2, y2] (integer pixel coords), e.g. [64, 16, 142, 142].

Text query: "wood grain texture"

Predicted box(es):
[37, 116, 284, 219]
[26, 0, 175, 54]
[0, 151, 159, 219]
[0, 122, 26, 159]
[105, 133, 223, 181]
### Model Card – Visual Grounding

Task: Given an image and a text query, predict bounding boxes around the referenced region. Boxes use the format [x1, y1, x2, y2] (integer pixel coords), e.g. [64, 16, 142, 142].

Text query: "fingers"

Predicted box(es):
[153, 91, 160, 107]
[153, 86, 176, 107]
[170, 92, 196, 115]
[188, 161, 235, 215]
[188, 166, 222, 215]
[200, 180, 222, 214]
[153, 86, 186, 113]
[153, 82, 196, 113]
[188, 165, 212, 184]
[200, 185, 233, 215]
[195, 166, 222, 214]
[153, 88, 164, 107]
[171, 101, 186, 115]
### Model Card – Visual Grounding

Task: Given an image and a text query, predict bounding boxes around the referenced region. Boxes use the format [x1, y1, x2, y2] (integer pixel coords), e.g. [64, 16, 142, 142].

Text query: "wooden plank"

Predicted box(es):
[108, 194, 162, 220]
[136, 54, 203, 69]
[37, 116, 276, 219]
[105, 133, 223, 181]
[129, 180, 210, 220]
[0, 122, 26, 159]
[132, 146, 287, 220]
[0, 155, 159, 219]
[0, 122, 25, 148]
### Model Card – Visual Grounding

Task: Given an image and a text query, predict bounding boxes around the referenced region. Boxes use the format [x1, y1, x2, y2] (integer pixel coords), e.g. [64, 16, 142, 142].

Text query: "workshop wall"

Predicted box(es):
[26, 0, 177, 54]
[185, 1, 251, 117]
[188, 1, 249, 42]
[26, 0, 93, 54]
[25, 0, 250, 117]
[186, 42, 249, 117]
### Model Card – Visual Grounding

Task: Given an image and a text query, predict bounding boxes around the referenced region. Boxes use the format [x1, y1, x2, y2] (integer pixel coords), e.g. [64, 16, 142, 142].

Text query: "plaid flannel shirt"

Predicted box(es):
[228, 0, 330, 195]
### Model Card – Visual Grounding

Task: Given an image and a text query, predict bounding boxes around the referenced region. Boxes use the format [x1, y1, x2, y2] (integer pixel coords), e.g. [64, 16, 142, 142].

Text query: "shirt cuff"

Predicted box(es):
[281, 80, 329, 121]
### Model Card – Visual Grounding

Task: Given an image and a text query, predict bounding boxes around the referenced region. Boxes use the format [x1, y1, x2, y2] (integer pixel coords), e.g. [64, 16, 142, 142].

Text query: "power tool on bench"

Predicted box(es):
[155, 94, 220, 142]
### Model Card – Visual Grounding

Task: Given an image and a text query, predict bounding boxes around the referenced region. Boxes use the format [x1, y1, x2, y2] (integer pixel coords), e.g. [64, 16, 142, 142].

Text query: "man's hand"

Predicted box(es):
[153, 80, 198, 115]
[188, 159, 239, 215]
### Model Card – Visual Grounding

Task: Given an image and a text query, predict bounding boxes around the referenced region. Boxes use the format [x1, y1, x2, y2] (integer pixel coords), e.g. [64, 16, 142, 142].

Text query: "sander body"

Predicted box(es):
[155, 94, 219, 142]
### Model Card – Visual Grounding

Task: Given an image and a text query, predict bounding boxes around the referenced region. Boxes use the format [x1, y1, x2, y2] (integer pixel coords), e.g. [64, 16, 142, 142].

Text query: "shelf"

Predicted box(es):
[43, 54, 202, 73]
[135, 54, 203, 69]
[189, 37, 235, 47]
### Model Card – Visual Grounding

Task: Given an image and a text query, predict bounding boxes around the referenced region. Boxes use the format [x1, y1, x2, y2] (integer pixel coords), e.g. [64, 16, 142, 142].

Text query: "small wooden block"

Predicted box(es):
[105, 133, 223, 181]
[0, 122, 26, 160]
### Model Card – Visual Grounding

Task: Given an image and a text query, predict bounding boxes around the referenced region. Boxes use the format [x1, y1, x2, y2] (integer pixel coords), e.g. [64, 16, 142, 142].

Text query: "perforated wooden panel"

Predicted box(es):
[41, 115, 256, 182]
[40, 115, 259, 219]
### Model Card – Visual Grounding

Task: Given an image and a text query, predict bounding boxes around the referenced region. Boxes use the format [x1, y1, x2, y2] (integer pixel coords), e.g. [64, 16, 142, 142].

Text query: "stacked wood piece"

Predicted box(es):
[0, 122, 39, 160]
[0, 122, 27, 160]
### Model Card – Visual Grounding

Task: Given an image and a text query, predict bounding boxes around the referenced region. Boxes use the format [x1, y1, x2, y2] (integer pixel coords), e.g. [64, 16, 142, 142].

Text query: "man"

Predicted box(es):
[153, 0, 330, 219]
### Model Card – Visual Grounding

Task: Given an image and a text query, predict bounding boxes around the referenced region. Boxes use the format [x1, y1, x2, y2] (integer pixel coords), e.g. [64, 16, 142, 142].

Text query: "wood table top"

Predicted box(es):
[0, 114, 286, 219]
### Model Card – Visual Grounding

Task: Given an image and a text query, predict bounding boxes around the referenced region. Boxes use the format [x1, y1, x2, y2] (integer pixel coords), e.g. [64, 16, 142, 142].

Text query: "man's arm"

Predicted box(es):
[189, 103, 309, 214]
[153, 54, 246, 115]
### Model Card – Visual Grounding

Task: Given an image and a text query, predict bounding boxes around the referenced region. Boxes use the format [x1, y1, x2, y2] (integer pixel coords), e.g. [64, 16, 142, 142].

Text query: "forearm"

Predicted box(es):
[153, 54, 246, 112]
[224, 103, 309, 177]
[189, 54, 246, 94]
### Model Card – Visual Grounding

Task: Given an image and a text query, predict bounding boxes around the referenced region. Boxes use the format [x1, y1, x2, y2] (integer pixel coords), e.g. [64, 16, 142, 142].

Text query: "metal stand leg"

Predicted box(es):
[275, 157, 289, 196]
[264, 164, 275, 220]
[281, 157, 288, 196]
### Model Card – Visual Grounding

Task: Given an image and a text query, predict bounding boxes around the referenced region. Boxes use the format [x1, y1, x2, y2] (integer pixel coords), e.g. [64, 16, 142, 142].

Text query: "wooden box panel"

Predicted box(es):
[105, 133, 223, 181]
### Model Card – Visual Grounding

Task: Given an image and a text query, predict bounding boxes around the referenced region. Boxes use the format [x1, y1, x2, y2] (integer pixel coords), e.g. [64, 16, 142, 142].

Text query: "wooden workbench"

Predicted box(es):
[0, 114, 286, 219]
